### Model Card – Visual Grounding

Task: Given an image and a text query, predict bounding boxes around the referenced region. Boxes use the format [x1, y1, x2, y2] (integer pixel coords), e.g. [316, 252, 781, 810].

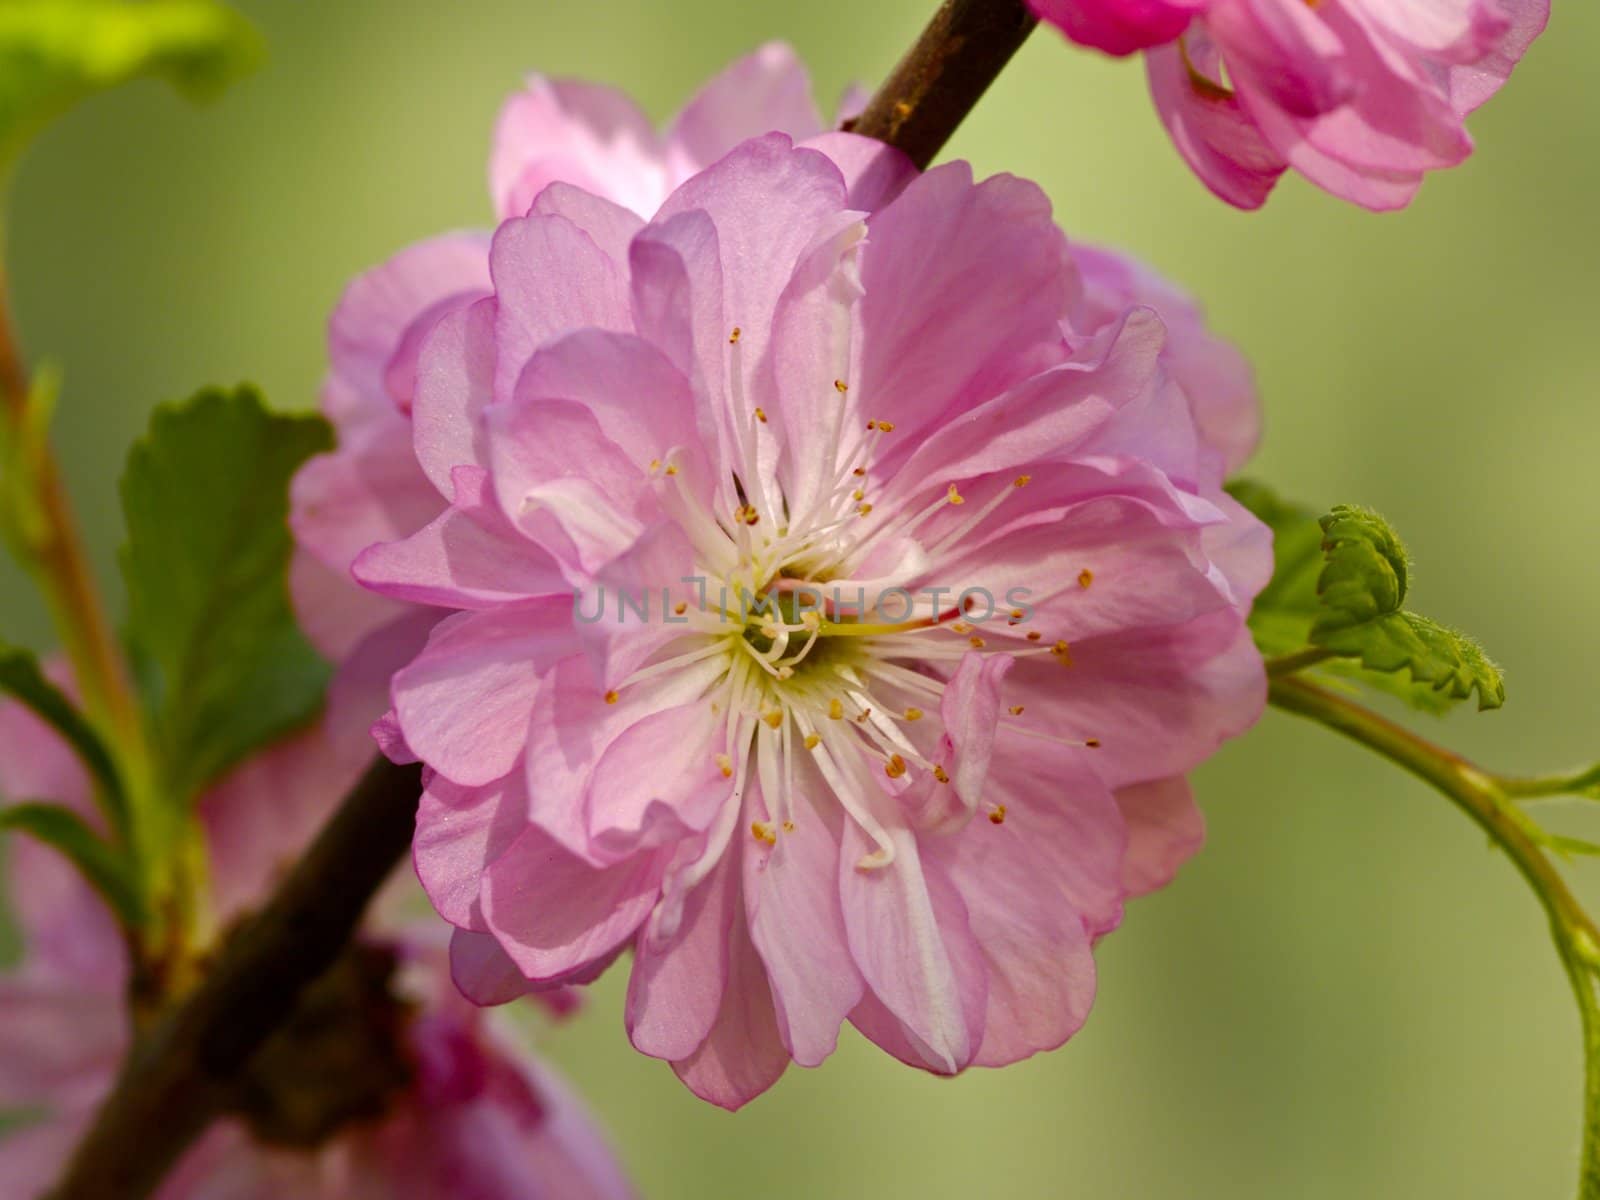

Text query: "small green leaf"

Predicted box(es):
[1230, 481, 1505, 713]
[121, 386, 333, 803]
[0, 0, 260, 172]
[0, 639, 127, 836]
[0, 801, 140, 926]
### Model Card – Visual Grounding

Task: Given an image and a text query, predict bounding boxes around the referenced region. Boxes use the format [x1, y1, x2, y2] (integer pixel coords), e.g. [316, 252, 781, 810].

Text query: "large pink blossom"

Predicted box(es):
[0, 679, 634, 1200]
[1029, 0, 1549, 209]
[348, 121, 1269, 1106]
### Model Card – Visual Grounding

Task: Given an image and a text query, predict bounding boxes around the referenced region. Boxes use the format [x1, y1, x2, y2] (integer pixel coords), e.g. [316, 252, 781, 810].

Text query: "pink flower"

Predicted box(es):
[0, 678, 634, 1200]
[354, 126, 1268, 1106]
[1029, 0, 1549, 209]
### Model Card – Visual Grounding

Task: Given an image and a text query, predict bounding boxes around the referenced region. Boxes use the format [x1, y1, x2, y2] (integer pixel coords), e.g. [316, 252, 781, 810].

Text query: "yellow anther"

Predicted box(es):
[1051, 640, 1072, 666]
[1010, 608, 1025, 620]
[854, 707, 872, 724]
[828, 698, 844, 720]
[782, 820, 796, 833]
[947, 484, 964, 505]
[804, 732, 822, 750]
[674, 601, 688, 616]
[1078, 568, 1093, 589]
[834, 379, 849, 394]
[604, 690, 619, 705]
[866, 419, 895, 433]
[950, 621, 972, 635]
[750, 820, 776, 845]
[754, 406, 768, 424]
[1085, 738, 1102, 749]
[1013, 474, 1031, 488]
[988, 804, 1007, 825]
[664, 463, 679, 476]
[884, 754, 907, 780]
[762, 708, 784, 730]
[1026, 630, 1042, 642]
[735, 503, 760, 526]
[851, 488, 865, 502]
[1008, 704, 1025, 716]
[969, 636, 986, 649]
[856, 502, 873, 517]
[800, 611, 822, 630]
[904, 707, 924, 722]
[933, 764, 950, 783]
[852, 466, 866, 477]
[648, 458, 661, 473]
[729, 326, 742, 344]
[716, 753, 734, 778]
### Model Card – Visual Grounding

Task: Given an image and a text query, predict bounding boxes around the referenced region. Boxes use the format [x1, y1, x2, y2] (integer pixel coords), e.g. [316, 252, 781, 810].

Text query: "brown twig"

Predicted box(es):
[847, 0, 1038, 168]
[45, 757, 422, 1200]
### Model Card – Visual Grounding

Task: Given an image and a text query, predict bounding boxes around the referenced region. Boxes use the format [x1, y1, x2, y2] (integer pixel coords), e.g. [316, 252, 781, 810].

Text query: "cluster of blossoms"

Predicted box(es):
[0, 671, 634, 1199]
[290, 44, 1270, 1107]
[1029, 0, 1549, 208]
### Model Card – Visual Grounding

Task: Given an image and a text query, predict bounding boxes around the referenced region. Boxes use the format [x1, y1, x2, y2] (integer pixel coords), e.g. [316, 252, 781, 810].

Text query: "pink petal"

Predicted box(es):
[1146, 38, 1288, 210]
[857, 162, 1072, 453]
[449, 929, 538, 1006]
[1004, 608, 1265, 789]
[924, 784, 1102, 1067]
[1030, 0, 1205, 56]
[413, 297, 497, 497]
[354, 466, 566, 610]
[665, 43, 822, 180]
[743, 769, 864, 1066]
[798, 132, 918, 211]
[527, 182, 645, 266]
[627, 845, 738, 1061]
[0, 979, 122, 1107]
[1117, 775, 1207, 895]
[490, 213, 633, 408]
[670, 907, 790, 1109]
[326, 232, 492, 430]
[392, 600, 579, 787]
[1070, 243, 1261, 473]
[484, 397, 648, 577]
[481, 825, 662, 984]
[840, 799, 986, 1075]
[416, 769, 531, 931]
[490, 76, 669, 220]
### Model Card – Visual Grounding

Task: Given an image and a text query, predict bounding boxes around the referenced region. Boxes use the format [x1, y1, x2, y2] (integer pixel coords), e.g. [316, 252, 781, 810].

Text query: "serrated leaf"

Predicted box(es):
[121, 386, 333, 802]
[1228, 481, 1505, 713]
[0, 639, 127, 836]
[0, 801, 140, 926]
[0, 0, 260, 171]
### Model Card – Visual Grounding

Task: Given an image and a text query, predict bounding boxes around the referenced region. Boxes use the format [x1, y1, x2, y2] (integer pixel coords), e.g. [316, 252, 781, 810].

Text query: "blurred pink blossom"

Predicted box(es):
[0, 675, 634, 1200]
[1030, 0, 1549, 209]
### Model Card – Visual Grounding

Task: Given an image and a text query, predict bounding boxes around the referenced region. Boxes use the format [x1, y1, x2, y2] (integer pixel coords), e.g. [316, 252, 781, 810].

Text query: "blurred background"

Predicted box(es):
[2, 2, 1598, 1196]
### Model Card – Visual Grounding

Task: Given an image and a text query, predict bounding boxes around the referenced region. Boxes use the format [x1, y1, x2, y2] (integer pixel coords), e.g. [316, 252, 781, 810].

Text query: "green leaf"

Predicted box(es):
[120, 386, 333, 803]
[0, 801, 140, 926]
[0, 639, 127, 836]
[0, 0, 260, 172]
[1230, 482, 1506, 713]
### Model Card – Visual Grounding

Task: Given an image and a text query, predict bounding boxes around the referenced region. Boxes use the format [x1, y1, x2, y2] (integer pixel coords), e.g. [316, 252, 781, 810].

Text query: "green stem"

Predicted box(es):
[1269, 675, 1600, 1198]
[1264, 645, 1338, 677]
[1502, 764, 1600, 801]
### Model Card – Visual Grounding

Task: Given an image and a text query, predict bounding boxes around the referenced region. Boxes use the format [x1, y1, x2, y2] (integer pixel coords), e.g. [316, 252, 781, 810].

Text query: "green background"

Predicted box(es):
[3, 2, 1598, 1196]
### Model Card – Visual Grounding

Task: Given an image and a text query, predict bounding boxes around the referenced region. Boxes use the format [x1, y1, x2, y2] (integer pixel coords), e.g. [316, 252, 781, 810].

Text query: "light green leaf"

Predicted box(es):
[0, 638, 127, 836]
[0, 801, 140, 926]
[0, 0, 260, 171]
[1229, 482, 1505, 713]
[120, 386, 332, 803]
